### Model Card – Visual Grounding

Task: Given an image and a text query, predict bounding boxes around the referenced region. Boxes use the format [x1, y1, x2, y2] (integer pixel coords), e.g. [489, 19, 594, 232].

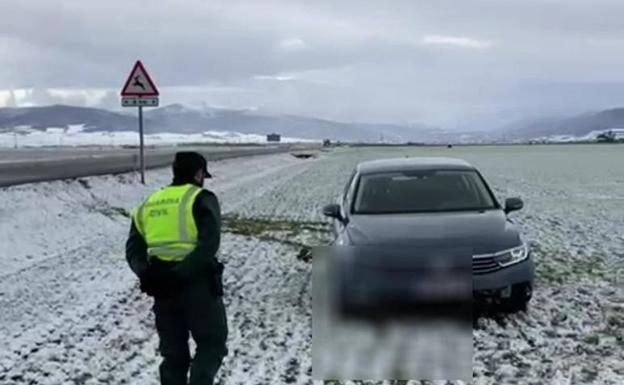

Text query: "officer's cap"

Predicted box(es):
[172, 151, 212, 178]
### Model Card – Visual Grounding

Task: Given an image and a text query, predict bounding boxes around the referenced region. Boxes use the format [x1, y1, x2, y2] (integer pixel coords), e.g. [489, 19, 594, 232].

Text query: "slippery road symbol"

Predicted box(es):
[133, 76, 146, 91]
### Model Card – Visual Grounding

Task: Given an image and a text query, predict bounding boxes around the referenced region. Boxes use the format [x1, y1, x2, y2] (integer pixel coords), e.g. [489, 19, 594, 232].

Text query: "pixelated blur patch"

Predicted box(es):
[312, 245, 472, 381]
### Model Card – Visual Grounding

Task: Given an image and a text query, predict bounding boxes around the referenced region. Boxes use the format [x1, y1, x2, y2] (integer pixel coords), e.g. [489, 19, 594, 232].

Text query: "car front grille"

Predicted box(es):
[472, 256, 502, 275]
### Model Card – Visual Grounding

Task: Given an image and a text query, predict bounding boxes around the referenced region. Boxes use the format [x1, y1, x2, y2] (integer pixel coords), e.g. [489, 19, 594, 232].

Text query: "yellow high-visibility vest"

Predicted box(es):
[132, 184, 204, 262]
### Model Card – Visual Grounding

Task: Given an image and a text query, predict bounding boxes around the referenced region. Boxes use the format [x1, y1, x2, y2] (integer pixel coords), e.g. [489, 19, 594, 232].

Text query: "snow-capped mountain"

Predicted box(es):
[498, 108, 624, 142]
[0, 104, 447, 143]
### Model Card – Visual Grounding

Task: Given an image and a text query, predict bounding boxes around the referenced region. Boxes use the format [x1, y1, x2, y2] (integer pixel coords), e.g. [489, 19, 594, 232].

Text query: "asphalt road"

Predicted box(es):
[0, 144, 318, 187]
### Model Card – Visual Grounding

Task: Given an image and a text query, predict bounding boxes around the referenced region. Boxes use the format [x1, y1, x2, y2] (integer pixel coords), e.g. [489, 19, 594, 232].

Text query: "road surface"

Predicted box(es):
[0, 144, 319, 187]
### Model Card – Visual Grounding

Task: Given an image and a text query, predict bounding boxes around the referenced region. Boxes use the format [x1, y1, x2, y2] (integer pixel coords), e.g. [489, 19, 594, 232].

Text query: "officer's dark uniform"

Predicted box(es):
[126, 152, 228, 385]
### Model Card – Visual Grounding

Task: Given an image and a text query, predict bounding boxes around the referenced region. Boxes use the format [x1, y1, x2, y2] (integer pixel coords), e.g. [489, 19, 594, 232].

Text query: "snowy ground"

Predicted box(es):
[1, 145, 623, 384]
[0, 125, 314, 147]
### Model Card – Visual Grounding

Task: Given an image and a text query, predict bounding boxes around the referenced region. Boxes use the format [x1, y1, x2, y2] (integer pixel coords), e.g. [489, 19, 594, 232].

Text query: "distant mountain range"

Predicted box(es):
[498, 108, 624, 141]
[1, 104, 623, 143]
[0, 104, 447, 142]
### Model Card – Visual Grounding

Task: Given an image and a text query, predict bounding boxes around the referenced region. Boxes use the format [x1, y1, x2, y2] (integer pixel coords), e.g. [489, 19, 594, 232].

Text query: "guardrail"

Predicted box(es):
[0, 143, 321, 188]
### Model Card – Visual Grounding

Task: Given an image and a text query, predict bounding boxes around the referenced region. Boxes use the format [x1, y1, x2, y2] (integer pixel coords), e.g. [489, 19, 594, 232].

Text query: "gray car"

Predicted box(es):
[322, 157, 534, 313]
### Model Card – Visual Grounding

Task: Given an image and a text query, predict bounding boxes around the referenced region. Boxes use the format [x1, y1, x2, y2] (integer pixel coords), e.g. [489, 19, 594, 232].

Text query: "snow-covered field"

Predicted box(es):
[532, 128, 624, 143]
[1, 145, 623, 384]
[0, 125, 314, 147]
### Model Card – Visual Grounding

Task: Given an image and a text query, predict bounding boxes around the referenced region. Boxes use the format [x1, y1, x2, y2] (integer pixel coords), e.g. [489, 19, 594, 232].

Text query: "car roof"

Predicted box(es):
[356, 157, 475, 174]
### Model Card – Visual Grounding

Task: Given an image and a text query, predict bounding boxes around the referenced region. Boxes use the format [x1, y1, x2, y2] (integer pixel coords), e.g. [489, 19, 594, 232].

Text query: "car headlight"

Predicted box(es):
[494, 243, 529, 267]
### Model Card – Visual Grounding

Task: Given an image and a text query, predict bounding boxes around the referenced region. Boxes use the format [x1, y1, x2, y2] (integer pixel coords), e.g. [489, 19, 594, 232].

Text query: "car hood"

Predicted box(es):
[344, 210, 522, 255]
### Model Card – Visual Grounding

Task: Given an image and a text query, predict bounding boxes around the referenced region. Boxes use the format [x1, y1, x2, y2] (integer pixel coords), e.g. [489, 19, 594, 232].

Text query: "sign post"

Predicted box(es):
[120, 60, 160, 184]
[138, 105, 145, 183]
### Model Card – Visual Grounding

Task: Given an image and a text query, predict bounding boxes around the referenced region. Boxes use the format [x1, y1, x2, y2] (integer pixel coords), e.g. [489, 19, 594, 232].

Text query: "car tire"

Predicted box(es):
[502, 282, 533, 313]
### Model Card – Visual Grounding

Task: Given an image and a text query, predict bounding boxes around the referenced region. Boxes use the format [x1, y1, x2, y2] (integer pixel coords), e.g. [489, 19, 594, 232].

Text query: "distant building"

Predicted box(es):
[322, 139, 331, 147]
[266, 133, 281, 142]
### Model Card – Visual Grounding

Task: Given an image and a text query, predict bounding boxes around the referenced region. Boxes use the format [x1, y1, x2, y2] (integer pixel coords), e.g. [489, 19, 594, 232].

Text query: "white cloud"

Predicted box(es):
[0, 90, 18, 108]
[253, 74, 297, 81]
[278, 38, 307, 51]
[421, 35, 493, 50]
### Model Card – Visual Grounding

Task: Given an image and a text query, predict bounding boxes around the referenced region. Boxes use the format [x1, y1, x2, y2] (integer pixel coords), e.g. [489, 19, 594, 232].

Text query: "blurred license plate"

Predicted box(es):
[415, 277, 468, 298]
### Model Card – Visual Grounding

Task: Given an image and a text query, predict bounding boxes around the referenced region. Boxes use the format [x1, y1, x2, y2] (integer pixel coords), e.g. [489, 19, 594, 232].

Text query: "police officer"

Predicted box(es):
[126, 151, 227, 385]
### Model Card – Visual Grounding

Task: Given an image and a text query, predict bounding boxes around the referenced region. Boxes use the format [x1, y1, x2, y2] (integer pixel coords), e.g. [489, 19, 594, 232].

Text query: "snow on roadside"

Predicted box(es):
[0, 235, 312, 385]
[0, 152, 309, 276]
[0, 127, 315, 148]
[0, 151, 321, 385]
[1, 145, 624, 384]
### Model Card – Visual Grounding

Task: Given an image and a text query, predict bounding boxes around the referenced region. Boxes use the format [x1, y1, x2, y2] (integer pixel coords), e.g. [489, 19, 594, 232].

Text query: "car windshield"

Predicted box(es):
[352, 169, 497, 214]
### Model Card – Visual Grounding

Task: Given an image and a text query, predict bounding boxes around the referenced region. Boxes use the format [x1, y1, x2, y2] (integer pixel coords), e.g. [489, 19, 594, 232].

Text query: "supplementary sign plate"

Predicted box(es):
[121, 97, 159, 107]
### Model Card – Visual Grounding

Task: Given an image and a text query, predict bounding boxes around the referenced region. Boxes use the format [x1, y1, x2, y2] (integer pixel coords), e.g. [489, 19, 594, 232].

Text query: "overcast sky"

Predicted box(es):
[2, 0, 624, 129]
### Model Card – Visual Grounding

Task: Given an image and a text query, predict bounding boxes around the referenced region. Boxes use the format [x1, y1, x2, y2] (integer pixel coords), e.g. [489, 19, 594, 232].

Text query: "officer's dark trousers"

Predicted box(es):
[153, 280, 228, 385]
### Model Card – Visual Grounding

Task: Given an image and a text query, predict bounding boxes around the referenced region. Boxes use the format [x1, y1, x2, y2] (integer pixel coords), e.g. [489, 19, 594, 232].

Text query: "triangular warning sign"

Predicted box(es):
[121, 60, 159, 97]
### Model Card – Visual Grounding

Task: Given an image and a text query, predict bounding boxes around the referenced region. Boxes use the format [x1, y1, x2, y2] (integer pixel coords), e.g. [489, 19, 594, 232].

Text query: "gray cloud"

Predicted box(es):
[2, 0, 624, 128]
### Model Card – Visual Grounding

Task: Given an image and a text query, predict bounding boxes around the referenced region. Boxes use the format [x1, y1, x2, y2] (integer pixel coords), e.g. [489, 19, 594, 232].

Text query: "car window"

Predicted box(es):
[353, 169, 497, 214]
[460, 174, 486, 206]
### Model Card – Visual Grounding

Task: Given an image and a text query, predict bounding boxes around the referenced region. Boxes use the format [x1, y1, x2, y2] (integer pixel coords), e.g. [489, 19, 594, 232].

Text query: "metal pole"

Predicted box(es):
[138, 105, 145, 184]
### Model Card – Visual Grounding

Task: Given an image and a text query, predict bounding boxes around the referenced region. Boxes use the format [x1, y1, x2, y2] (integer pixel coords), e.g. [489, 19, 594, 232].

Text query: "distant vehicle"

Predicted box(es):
[322, 157, 534, 313]
[596, 129, 624, 143]
[323, 139, 331, 147]
[597, 130, 616, 143]
[266, 133, 281, 142]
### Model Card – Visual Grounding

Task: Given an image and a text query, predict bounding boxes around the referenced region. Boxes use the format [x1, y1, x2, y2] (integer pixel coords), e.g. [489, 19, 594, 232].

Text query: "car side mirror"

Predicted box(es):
[322, 203, 344, 221]
[505, 197, 524, 214]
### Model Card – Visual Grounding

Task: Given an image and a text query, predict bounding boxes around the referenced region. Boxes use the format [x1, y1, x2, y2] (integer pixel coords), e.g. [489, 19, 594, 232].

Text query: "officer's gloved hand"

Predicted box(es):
[140, 268, 184, 298]
[139, 269, 159, 296]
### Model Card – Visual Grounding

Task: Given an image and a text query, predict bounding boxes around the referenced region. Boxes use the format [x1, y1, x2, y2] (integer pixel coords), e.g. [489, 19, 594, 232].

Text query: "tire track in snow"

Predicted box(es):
[216, 157, 317, 217]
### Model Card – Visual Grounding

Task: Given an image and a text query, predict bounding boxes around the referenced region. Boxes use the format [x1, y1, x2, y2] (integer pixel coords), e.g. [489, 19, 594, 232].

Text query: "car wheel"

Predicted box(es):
[502, 283, 532, 313]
